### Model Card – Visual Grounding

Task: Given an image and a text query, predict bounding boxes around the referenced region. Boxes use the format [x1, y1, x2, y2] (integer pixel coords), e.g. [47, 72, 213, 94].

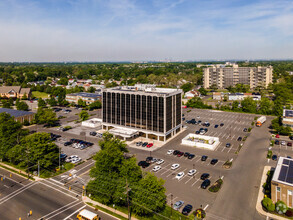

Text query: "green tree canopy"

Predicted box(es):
[88, 100, 101, 110]
[16, 101, 29, 111]
[38, 98, 47, 108]
[88, 86, 96, 93]
[180, 83, 193, 93]
[79, 110, 89, 121]
[35, 108, 58, 126]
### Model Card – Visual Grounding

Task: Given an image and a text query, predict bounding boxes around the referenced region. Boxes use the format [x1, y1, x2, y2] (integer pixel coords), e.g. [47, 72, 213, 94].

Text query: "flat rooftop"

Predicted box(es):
[103, 84, 182, 96]
[67, 92, 101, 98]
[272, 157, 293, 187]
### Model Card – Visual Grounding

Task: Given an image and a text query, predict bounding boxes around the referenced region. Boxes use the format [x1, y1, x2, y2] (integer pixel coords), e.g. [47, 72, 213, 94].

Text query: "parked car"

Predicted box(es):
[201, 179, 211, 189]
[188, 154, 195, 159]
[173, 150, 180, 155]
[220, 123, 224, 126]
[89, 131, 97, 136]
[167, 150, 174, 155]
[147, 143, 153, 148]
[288, 142, 292, 147]
[276, 134, 280, 138]
[200, 173, 210, 180]
[290, 136, 293, 140]
[195, 131, 200, 134]
[142, 142, 148, 147]
[64, 141, 72, 146]
[214, 124, 219, 128]
[182, 204, 193, 216]
[136, 141, 142, 146]
[156, 159, 164, 165]
[184, 152, 190, 157]
[175, 172, 185, 180]
[71, 157, 81, 164]
[237, 136, 242, 141]
[210, 159, 218, 165]
[275, 140, 280, 145]
[146, 157, 153, 162]
[188, 169, 196, 176]
[171, 164, 180, 170]
[173, 200, 184, 211]
[243, 128, 248, 132]
[152, 166, 161, 172]
[272, 155, 278, 161]
[177, 151, 184, 157]
[281, 141, 286, 146]
[226, 143, 231, 148]
[201, 155, 208, 161]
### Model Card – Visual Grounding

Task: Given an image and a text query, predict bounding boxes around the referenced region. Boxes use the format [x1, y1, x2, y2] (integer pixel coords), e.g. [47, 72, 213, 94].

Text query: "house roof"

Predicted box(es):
[19, 88, 31, 95]
[0, 108, 34, 117]
[0, 86, 21, 94]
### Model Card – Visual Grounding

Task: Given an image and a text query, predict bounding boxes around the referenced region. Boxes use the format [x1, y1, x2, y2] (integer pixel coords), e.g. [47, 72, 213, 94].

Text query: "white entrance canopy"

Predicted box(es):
[109, 127, 139, 138]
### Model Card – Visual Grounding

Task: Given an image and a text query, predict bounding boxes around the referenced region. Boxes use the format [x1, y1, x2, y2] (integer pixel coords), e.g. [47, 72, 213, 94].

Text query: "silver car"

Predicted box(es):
[173, 200, 184, 210]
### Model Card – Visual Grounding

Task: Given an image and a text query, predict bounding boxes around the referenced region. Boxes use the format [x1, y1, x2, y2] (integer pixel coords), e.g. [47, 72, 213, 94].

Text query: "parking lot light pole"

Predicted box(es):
[170, 194, 173, 217]
[193, 164, 195, 178]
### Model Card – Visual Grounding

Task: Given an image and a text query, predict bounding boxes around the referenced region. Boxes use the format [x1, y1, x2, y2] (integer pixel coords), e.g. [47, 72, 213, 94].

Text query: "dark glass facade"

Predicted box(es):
[102, 91, 181, 134]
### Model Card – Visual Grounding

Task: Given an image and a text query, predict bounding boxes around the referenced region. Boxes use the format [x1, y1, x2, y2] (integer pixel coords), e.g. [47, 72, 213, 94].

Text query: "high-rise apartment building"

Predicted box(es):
[203, 64, 273, 89]
[102, 84, 182, 142]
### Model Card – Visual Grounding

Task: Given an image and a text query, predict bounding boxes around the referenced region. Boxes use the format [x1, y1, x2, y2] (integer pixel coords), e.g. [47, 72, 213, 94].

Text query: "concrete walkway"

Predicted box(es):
[256, 166, 288, 220]
[82, 196, 139, 220]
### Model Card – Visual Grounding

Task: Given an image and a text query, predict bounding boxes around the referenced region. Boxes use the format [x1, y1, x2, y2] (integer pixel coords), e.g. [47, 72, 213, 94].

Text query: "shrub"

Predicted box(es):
[262, 197, 275, 212]
[286, 208, 293, 217]
[248, 127, 252, 132]
[251, 121, 255, 126]
[275, 201, 287, 214]
[267, 150, 272, 159]
[254, 116, 258, 120]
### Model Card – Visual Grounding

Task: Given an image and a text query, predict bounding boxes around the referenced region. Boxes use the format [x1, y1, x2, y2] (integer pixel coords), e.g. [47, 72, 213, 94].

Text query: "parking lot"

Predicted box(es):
[269, 135, 293, 162]
[130, 108, 259, 214]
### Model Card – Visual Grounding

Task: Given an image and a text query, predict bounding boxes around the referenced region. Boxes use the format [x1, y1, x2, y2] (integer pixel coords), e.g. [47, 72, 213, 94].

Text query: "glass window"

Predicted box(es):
[277, 187, 281, 192]
[288, 190, 292, 196]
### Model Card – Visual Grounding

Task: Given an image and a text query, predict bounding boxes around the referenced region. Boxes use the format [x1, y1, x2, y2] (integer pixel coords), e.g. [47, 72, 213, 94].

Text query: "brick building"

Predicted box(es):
[0, 108, 35, 123]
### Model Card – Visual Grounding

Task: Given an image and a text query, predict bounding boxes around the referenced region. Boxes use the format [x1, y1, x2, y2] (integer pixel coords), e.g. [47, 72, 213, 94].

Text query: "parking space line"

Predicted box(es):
[172, 168, 187, 179]
[231, 134, 235, 140]
[191, 178, 200, 186]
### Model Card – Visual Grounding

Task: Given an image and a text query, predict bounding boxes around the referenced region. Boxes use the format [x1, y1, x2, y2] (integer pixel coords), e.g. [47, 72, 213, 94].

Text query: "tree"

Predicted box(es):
[209, 84, 218, 90]
[132, 173, 166, 216]
[78, 99, 86, 107]
[259, 97, 273, 115]
[199, 87, 207, 96]
[186, 97, 212, 109]
[22, 93, 28, 100]
[16, 101, 29, 111]
[38, 98, 46, 108]
[47, 97, 57, 107]
[88, 101, 102, 110]
[262, 197, 275, 212]
[273, 98, 283, 116]
[2, 100, 11, 109]
[232, 101, 240, 111]
[180, 83, 193, 93]
[7, 132, 59, 169]
[88, 86, 96, 93]
[0, 112, 28, 160]
[241, 97, 257, 113]
[79, 110, 89, 121]
[34, 108, 58, 126]
[58, 77, 68, 86]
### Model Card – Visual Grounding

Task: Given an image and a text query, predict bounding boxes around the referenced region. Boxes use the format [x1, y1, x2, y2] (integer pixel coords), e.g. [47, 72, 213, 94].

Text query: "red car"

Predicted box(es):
[177, 151, 184, 157]
[276, 134, 280, 138]
[147, 143, 153, 148]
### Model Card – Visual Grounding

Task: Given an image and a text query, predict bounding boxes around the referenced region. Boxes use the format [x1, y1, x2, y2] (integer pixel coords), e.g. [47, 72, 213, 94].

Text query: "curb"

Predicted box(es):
[256, 166, 289, 220]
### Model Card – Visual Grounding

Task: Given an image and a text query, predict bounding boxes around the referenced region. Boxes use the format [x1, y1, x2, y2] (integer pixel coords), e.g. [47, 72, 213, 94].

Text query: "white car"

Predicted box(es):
[188, 169, 197, 176]
[152, 166, 161, 172]
[167, 150, 174, 155]
[71, 157, 81, 164]
[156, 159, 164, 165]
[197, 116, 200, 119]
[65, 155, 79, 162]
[171, 163, 180, 170]
[281, 141, 286, 146]
[175, 172, 185, 180]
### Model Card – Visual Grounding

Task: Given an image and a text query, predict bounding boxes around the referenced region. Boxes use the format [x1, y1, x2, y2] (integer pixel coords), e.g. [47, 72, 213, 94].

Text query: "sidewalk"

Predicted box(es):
[256, 166, 288, 220]
[82, 196, 139, 220]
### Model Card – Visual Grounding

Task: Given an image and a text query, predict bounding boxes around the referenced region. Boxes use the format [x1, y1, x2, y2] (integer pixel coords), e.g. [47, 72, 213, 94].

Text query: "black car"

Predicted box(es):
[173, 150, 180, 155]
[200, 173, 210, 180]
[226, 143, 231, 148]
[138, 161, 150, 168]
[201, 155, 208, 161]
[201, 179, 211, 189]
[90, 131, 97, 136]
[182, 117, 185, 121]
[211, 159, 218, 165]
[237, 136, 242, 141]
[195, 131, 200, 134]
[290, 136, 293, 140]
[146, 157, 153, 162]
[272, 155, 278, 161]
[243, 128, 248, 132]
[275, 140, 280, 145]
[184, 152, 190, 157]
[60, 153, 67, 161]
[204, 128, 208, 132]
[188, 154, 195, 159]
[198, 120, 202, 124]
[206, 123, 210, 127]
[215, 124, 219, 128]
[142, 142, 148, 147]
[64, 141, 72, 146]
[182, 204, 193, 216]
[220, 123, 224, 127]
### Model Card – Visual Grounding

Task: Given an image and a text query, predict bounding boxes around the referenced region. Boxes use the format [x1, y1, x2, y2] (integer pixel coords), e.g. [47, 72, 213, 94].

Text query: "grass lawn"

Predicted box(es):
[32, 91, 49, 98]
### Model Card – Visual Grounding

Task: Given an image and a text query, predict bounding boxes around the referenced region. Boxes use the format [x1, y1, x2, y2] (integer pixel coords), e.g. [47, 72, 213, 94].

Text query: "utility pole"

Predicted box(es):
[126, 178, 131, 220]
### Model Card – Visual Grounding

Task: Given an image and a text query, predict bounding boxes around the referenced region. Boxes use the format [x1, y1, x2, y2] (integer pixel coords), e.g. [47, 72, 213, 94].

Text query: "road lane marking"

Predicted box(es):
[63, 205, 87, 220]
[46, 201, 83, 219]
[204, 204, 209, 210]
[40, 181, 79, 200]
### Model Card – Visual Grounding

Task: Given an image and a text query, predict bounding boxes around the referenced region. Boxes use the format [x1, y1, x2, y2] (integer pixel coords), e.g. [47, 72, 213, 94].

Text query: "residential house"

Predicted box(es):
[0, 86, 31, 99]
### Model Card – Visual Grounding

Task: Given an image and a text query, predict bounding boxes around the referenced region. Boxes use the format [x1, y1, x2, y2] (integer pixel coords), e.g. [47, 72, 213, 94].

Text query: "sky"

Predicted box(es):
[0, 0, 293, 62]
